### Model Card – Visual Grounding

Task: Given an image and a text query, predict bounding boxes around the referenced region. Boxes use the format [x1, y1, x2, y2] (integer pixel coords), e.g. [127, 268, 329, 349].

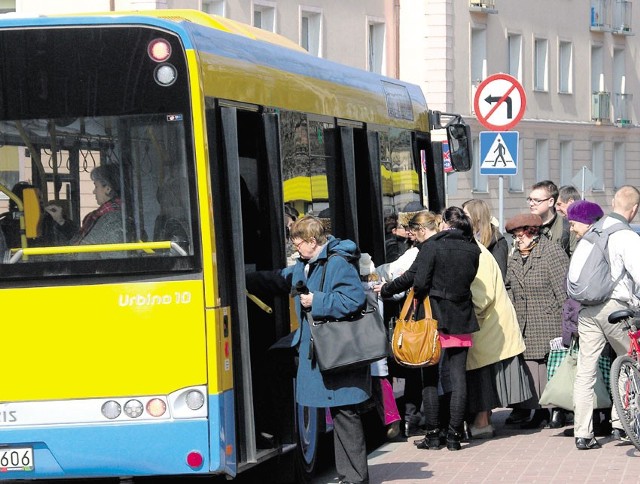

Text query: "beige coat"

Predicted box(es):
[467, 243, 526, 371]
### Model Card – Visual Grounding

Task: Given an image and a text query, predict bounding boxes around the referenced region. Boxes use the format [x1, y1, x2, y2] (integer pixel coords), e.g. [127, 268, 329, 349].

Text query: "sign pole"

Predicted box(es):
[474, 72, 527, 231]
[498, 175, 504, 233]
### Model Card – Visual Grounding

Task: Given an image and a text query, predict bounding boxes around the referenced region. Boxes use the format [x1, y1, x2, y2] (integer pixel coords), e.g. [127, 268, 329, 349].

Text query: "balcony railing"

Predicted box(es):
[590, 0, 634, 33]
[469, 0, 497, 13]
[590, 0, 609, 31]
[612, 0, 633, 34]
[614, 93, 633, 126]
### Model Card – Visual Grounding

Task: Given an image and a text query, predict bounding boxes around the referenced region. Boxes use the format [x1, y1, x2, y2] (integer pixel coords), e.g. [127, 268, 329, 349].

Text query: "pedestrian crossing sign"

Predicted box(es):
[479, 131, 519, 175]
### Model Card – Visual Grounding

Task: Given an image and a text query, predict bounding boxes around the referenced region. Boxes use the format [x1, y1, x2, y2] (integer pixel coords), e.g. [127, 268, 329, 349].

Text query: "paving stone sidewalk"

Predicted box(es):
[313, 408, 640, 484]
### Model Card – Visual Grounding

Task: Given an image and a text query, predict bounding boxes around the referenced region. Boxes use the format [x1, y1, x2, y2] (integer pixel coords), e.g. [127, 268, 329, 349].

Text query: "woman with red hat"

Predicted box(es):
[503, 212, 570, 428]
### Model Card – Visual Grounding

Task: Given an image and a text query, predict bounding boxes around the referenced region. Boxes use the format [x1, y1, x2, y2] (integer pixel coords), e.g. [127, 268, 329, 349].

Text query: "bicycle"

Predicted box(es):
[608, 308, 640, 450]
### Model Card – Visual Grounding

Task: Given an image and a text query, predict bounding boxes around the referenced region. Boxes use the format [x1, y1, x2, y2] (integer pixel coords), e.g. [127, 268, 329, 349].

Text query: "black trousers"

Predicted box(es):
[403, 367, 427, 426]
[423, 347, 468, 433]
[330, 405, 369, 483]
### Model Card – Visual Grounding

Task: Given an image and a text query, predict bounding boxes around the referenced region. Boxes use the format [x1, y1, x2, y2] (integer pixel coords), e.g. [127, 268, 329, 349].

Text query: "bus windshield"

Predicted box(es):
[0, 113, 197, 279]
[0, 25, 198, 280]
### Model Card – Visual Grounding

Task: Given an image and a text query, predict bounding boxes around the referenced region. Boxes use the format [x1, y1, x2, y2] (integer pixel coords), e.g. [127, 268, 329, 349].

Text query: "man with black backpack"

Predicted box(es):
[569, 185, 640, 450]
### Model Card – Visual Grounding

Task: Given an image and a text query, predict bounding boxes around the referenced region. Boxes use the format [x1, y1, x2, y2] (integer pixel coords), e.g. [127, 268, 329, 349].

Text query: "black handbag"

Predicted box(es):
[307, 255, 388, 373]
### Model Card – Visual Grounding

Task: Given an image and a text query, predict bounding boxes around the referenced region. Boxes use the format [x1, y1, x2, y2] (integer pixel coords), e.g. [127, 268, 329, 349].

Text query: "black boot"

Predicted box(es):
[520, 408, 550, 429]
[446, 426, 462, 451]
[549, 408, 567, 428]
[505, 408, 531, 424]
[415, 429, 441, 450]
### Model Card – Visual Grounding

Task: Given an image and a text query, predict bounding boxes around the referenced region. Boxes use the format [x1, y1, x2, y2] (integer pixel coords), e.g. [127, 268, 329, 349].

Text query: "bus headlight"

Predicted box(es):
[185, 390, 205, 410]
[101, 400, 121, 419]
[154, 64, 177, 87]
[124, 399, 144, 418]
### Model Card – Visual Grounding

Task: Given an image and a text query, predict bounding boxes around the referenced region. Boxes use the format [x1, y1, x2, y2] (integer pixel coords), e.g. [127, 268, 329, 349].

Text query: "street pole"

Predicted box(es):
[498, 175, 504, 233]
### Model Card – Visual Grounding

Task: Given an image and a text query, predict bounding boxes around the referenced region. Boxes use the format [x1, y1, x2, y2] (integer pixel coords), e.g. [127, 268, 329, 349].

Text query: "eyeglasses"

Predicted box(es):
[291, 239, 307, 250]
[526, 197, 552, 205]
[407, 224, 424, 232]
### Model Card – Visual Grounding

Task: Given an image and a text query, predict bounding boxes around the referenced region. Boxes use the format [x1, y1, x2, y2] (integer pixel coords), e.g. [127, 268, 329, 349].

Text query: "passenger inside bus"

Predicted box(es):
[0, 181, 77, 249]
[46, 164, 132, 248]
[284, 203, 299, 266]
[152, 178, 190, 251]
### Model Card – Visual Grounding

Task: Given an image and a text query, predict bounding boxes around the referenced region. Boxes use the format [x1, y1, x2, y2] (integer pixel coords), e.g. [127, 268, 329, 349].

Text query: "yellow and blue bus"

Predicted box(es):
[0, 9, 470, 482]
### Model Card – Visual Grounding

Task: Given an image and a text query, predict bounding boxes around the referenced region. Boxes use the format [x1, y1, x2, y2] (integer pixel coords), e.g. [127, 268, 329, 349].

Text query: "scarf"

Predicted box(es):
[517, 235, 540, 259]
[72, 197, 121, 244]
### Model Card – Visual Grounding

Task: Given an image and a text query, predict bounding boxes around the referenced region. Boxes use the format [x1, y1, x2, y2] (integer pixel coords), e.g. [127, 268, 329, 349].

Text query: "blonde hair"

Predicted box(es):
[409, 211, 442, 232]
[462, 199, 495, 248]
[290, 215, 328, 245]
[614, 185, 640, 211]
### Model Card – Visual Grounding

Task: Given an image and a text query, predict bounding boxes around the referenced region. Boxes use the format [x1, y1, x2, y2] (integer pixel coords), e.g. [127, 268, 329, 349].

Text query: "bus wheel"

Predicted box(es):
[294, 403, 321, 482]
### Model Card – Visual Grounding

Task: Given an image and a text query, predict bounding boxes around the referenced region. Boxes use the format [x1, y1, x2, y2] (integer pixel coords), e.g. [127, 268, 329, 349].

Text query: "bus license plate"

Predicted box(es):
[0, 447, 34, 471]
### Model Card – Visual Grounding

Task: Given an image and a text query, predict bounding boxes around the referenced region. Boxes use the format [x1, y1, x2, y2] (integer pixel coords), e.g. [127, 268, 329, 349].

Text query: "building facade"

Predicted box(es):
[401, 0, 640, 222]
[6, 0, 640, 223]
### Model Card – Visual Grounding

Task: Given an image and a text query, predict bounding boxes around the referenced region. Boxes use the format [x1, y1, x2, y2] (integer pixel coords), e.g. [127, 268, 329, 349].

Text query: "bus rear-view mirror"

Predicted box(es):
[446, 122, 472, 172]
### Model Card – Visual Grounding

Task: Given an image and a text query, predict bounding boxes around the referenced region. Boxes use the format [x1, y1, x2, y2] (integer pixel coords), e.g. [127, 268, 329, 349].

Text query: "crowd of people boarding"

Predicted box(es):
[249, 181, 640, 484]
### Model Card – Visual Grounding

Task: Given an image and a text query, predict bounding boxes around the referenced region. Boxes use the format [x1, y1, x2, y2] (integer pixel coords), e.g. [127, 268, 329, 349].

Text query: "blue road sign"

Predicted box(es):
[479, 131, 519, 175]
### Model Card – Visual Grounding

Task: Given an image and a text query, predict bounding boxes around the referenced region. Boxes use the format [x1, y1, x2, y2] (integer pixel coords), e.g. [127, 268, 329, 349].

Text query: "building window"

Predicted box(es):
[0, 0, 15, 13]
[613, 47, 631, 124]
[367, 18, 385, 74]
[559, 140, 573, 185]
[471, 27, 487, 86]
[591, 44, 604, 92]
[558, 41, 572, 94]
[472, 137, 488, 193]
[508, 139, 524, 193]
[613, 141, 626, 190]
[535, 139, 549, 181]
[253, 2, 276, 32]
[300, 7, 322, 57]
[508, 33, 523, 81]
[591, 141, 605, 191]
[471, 28, 487, 113]
[534, 38, 548, 91]
[202, 0, 225, 16]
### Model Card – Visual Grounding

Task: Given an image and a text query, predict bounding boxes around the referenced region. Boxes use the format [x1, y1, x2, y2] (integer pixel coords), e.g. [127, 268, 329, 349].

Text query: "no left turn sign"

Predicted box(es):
[474, 73, 526, 131]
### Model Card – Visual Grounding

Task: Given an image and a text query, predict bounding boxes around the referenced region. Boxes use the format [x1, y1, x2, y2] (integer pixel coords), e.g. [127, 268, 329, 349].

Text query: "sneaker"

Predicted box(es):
[612, 428, 632, 444]
[470, 424, 495, 439]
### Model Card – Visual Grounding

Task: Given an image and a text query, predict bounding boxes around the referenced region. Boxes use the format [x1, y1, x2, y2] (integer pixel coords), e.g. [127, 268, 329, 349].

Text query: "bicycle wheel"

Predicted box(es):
[610, 354, 640, 451]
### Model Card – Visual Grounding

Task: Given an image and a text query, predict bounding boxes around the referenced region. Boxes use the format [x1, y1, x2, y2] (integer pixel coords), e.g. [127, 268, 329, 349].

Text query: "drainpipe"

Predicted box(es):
[394, 0, 400, 78]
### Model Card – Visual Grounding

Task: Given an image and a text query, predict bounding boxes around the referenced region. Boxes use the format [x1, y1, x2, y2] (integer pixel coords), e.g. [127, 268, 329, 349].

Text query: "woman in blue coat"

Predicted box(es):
[249, 215, 369, 484]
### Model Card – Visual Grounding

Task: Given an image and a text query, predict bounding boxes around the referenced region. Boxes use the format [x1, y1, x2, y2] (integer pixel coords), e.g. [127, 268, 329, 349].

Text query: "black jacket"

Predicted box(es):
[413, 229, 481, 335]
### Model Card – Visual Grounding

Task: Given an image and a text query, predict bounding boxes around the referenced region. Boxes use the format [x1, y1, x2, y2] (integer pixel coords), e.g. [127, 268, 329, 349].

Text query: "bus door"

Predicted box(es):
[293, 122, 384, 260]
[209, 103, 293, 473]
[352, 128, 385, 266]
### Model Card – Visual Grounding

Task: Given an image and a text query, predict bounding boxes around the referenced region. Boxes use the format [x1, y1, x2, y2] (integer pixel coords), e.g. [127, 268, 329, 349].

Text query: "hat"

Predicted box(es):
[566, 200, 604, 225]
[359, 252, 375, 276]
[504, 213, 543, 234]
[398, 201, 427, 226]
